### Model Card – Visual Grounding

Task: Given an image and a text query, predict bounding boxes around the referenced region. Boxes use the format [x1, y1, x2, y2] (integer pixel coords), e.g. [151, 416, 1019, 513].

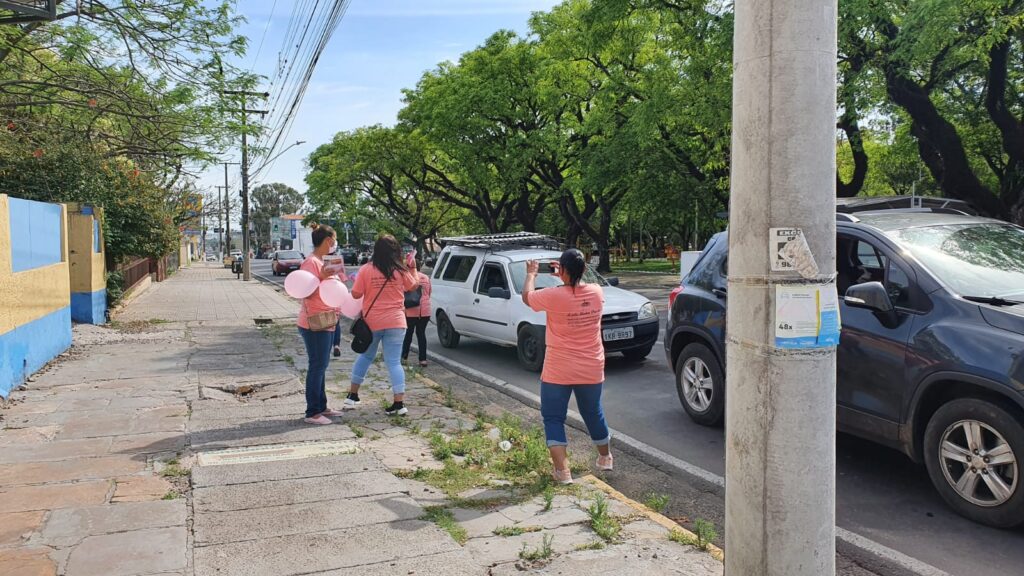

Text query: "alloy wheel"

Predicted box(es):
[939, 419, 1018, 507]
[682, 357, 714, 413]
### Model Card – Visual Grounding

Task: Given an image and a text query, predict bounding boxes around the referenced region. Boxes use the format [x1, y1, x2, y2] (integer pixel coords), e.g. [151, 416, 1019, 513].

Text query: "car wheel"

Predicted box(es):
[923, 398, 1024, 528]
[437, 312, 460, 349]
[622, 346, 653, 363]
[674, 343, 724, 426]
[517, 325, 545, 372]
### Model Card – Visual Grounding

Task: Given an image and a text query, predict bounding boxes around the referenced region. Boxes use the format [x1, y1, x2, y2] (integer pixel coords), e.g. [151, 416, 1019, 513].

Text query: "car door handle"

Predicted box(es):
[474, 298, 480, 304]
[712, 288, 727, 299]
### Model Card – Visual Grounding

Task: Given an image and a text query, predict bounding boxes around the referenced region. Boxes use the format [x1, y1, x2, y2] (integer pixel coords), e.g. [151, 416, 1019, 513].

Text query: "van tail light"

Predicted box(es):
[669, 285, 684, 309]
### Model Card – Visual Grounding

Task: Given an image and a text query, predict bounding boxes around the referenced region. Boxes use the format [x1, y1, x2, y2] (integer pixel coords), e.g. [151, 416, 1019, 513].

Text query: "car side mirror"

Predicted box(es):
[606, 277, 620, 287]
[845, 282, 897, 326]
[488, 287, 511, 300]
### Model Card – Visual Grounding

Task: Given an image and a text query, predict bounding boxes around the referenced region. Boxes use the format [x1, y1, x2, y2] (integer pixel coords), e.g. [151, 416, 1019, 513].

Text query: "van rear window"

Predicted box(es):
[433, 252, 451, 279]
[442, 255, 477, 282]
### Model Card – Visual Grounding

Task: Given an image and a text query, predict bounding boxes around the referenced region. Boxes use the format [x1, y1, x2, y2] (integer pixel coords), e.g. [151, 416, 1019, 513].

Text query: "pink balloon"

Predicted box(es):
[284, 270, 319, 299]
[340, 295, 363, 319]
[319, 278, 349, 308]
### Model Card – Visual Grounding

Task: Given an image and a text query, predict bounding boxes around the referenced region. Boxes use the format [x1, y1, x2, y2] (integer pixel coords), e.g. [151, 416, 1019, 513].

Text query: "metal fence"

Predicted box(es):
[118, 257, 150, 291]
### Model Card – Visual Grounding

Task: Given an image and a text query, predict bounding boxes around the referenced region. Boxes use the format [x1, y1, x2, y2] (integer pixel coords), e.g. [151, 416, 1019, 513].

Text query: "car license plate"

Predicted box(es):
[603, 327, 634, 342]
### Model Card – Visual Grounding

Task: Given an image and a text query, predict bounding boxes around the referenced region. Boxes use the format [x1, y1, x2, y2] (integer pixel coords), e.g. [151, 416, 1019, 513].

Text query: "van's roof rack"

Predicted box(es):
[440, 232, 562, 251]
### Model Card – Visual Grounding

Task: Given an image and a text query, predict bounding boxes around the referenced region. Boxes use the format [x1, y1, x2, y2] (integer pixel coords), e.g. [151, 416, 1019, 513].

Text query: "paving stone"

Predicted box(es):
[0, 437, 112, 464]
[194, 493, 422, 546]
[0, 426, 60, 446]
[111, 476, 174, 503]
[488, 539, 723, 576]
[0, 456, 144, 486]
[463, 524, 596, 566]
[451, 507, 514, 539]
[0, 511, 45, 547]
[108, 431, 185, 455]
[187, 414, 335, 434]
[0, 481, 110, 513]
[619, 518, 673, 541]
[193, 520, 459, 576]
[189, 399, 307, 420]
[189, 423, 355, 450]
[316, 550, 480, 576]
[40, 500, 186, 548]
[399, 478, 450, 507]
[191, 452, 382, 488]
[193, 470, 407, 513]
[64, 527, 186, 576]
[0, 547, 56, 576]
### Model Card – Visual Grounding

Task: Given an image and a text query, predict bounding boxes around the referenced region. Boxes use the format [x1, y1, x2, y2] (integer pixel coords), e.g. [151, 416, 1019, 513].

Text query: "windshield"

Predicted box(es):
[889, 223, 1024, 298]
[508, 261, 607, 293]
[277, 251, 302, 260]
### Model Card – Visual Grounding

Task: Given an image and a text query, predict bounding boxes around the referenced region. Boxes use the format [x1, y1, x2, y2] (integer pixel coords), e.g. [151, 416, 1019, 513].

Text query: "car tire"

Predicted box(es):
[675, 343, 725, 427]
[517, 325, 545, 372]
[437, 312, 460, 349]
[622, 346, 653, 363]
[923, 397, 1024, 528]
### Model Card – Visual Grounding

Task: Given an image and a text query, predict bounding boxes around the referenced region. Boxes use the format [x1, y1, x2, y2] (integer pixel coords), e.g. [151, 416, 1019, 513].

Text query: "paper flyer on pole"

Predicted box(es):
[774, 284, 841, 349]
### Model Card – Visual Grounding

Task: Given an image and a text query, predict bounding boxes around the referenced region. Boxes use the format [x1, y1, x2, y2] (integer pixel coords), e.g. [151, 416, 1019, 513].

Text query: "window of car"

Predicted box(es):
[686, 241, 727, 291]
[433, 252, 451, 279]
[507, 261, 607, 293]
[277, 250, 302, 260]
[838, 237, 916, 309]
[477, 263, 508, 294]
[441, 255, 477, 282]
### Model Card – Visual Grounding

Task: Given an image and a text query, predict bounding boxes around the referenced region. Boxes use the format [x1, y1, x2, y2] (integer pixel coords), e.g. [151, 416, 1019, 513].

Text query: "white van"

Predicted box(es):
[430, 233, 660, 371]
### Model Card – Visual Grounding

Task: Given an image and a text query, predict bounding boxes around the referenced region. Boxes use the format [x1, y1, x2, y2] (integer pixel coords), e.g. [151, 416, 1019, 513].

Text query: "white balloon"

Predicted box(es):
[319, 278, 349, 308]
[283, 270, 318, 299]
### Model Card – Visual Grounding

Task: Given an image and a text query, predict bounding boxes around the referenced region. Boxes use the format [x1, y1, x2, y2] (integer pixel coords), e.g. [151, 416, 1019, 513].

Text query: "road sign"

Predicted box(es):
[290, 220, 298, 240]
[213, 227, 224, 234]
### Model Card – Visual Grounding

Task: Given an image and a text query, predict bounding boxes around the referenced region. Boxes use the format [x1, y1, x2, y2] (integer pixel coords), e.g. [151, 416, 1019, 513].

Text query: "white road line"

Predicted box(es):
[425, 349, 954, 576]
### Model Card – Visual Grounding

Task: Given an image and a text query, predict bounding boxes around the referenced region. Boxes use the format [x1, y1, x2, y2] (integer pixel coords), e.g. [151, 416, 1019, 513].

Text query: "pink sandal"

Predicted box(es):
[320, 408, 343, 417]
[303, 414, 332, 425]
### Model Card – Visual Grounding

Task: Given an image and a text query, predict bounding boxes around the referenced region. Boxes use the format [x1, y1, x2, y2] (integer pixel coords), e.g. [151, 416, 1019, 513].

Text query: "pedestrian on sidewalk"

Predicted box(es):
[345, 235, 419, 416]
[297, 225, 346, 425]
[401, 258, 432, 367]
[522, 249, 613, 484]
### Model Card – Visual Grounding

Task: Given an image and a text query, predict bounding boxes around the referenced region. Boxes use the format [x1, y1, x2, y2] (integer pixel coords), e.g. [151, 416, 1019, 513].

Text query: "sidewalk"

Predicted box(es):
[1, 264, 722, 575]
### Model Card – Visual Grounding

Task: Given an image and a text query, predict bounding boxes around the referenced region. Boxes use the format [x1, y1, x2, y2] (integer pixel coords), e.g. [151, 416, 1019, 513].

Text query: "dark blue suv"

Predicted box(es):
[665, 210, 1024, 527]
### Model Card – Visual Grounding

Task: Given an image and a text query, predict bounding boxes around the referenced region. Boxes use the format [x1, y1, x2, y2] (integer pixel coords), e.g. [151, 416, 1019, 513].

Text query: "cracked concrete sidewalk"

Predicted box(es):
[0, 263, 722, 575]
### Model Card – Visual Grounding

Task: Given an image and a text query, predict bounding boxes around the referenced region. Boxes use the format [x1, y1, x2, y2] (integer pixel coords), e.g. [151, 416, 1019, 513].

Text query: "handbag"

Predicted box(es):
[303, 293, 339, 331]
[404, 285, 423, 309]
[350, 277, 390, 354]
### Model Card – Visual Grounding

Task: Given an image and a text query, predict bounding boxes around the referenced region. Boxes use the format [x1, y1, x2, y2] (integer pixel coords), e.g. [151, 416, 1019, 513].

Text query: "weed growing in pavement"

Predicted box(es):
[162, 490, 179, 500]
[668, 518, 718, 551]
[282, 354, 294, 366]
[444, 385, 456, 408]
[574, 541, 605, 551]
[159, 459, 189, 478]
[542, 485, 555, 512]
[351, 426, 365, 439]
[410, 460, 490, 498]
[643, 493, 670, 513]
[518, 534, 555, 561]
[494, 525, 541, 537]
[473, 416, 487, 431]
[421, 507, 468, 545]
[430, 432, 453, 461]
[587, 494, 621, 542]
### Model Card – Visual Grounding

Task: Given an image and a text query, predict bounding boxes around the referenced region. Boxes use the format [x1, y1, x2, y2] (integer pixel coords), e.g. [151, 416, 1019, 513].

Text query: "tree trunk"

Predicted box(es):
[836, 114, 868, 198]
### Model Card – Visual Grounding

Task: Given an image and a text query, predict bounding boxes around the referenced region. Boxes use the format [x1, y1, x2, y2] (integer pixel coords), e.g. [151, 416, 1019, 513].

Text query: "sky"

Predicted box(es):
[199, 0, 563, 211]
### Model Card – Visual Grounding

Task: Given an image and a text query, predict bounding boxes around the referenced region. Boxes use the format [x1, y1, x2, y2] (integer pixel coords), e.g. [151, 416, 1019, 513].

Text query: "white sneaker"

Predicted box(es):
[343, 394, 361, 409]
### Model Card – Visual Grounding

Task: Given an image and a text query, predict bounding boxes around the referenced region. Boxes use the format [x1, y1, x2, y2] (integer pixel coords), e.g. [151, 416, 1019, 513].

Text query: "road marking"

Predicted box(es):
[425, 349, 954, 576]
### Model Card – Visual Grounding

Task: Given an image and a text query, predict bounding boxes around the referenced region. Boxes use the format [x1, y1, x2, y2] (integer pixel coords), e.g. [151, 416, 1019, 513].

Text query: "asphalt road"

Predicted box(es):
[251, 259, 1024, 576]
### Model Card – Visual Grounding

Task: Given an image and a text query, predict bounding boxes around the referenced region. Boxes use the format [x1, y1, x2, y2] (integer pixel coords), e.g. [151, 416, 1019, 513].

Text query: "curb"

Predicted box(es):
[578, 475, 725, 563]
[424, 350, 954, 576]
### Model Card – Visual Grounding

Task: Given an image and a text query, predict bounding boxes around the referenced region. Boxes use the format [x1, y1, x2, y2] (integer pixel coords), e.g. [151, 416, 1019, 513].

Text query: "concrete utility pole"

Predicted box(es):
[223, 90, 269, 281]
[215, 186, 227, 256]
[725, 2, 838, 576]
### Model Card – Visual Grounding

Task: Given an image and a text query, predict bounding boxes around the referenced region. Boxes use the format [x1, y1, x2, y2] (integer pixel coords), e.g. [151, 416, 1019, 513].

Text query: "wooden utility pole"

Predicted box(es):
[223, 90, 268, 281]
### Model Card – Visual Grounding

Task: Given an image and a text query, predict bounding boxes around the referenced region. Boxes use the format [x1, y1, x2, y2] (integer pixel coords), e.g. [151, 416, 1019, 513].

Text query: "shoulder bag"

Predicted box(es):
[404, 285, 423, 309]
[350, 276, 390, 354]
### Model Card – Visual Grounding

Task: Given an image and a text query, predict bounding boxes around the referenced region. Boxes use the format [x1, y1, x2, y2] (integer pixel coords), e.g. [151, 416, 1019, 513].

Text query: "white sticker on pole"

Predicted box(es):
[770, 228, 819, 278]
[775, 284, 842, 349]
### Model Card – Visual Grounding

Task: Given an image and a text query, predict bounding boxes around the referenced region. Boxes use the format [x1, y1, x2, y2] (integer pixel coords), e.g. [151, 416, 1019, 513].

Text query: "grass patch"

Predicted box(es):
[159, 459, 189, 478]
[574, 540, 606, 551]
[421, 507, 468, 545]
[409, 460, 490, 498]
[351, 426, 365, 439]
[161, 490, 179, 500]
[430, 432, 453, 461]
[611, 259, 679, 274]
[668, 518, 718, 551]
[587, 494, 621, 542]
[493, 525, 541, 537]
[518, 534, 554, 561]
[282, 354, 294, 366]
[643, 493, 670, 513]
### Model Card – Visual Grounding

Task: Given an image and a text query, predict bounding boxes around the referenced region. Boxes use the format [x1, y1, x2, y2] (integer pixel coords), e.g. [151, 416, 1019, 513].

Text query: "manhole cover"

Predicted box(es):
[196, 440, 359, 467]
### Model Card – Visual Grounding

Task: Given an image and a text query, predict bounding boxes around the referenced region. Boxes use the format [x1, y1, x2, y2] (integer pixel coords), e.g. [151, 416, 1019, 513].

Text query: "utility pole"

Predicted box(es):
[223, 90, 269, 281]
[725, 2, 838, 576]
[215, 186, 227, 257]
[220, 162, 239, 254]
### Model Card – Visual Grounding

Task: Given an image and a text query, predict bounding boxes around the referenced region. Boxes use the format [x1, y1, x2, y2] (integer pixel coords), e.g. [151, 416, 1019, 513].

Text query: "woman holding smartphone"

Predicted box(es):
[522, 248, 613, 484]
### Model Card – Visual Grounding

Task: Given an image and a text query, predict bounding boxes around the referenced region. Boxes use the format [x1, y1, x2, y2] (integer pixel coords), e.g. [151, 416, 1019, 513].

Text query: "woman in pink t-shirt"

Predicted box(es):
[296, 225, 346, 425]
[523, 248, 613, 484]
[401, 259, 432, 367]
[343, 235, 418, 416]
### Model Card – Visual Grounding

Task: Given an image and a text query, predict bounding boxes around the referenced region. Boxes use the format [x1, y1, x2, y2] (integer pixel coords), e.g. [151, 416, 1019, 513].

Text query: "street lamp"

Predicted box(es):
[250, 140, 306, 179]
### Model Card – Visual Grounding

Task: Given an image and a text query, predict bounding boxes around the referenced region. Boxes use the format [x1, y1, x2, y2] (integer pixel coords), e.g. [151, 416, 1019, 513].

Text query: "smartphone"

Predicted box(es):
[538, 261, 559, 275]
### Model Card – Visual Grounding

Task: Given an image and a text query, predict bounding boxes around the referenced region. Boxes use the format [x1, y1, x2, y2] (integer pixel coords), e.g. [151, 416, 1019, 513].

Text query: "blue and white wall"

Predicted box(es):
[0, 195, 72, 398]
[68, 204, 107, 324]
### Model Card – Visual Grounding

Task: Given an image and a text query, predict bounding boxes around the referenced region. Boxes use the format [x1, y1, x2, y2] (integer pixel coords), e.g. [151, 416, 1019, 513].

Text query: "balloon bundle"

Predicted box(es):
[284, 271, 363, 319]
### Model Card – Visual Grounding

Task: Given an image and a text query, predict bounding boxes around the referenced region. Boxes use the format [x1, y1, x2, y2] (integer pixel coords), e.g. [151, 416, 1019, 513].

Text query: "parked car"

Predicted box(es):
[665, 209, 1024, 528]
[431, 233, 659, 371]
[271, 250, 304, 276]
[358, 250, 372, 265]
[338, 247, 359, 265]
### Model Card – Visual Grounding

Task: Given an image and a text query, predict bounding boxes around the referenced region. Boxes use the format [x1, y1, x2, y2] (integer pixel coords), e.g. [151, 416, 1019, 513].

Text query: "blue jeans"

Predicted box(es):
[540, 382, 610, 448]
[299, 327, 333, 417]
[350, 328, 406, 394]
[333, 320, 342, 347]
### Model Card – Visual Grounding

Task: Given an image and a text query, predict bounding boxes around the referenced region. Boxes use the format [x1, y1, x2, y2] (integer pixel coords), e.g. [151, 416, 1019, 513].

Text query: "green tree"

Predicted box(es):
[251, 183, 304, 248]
